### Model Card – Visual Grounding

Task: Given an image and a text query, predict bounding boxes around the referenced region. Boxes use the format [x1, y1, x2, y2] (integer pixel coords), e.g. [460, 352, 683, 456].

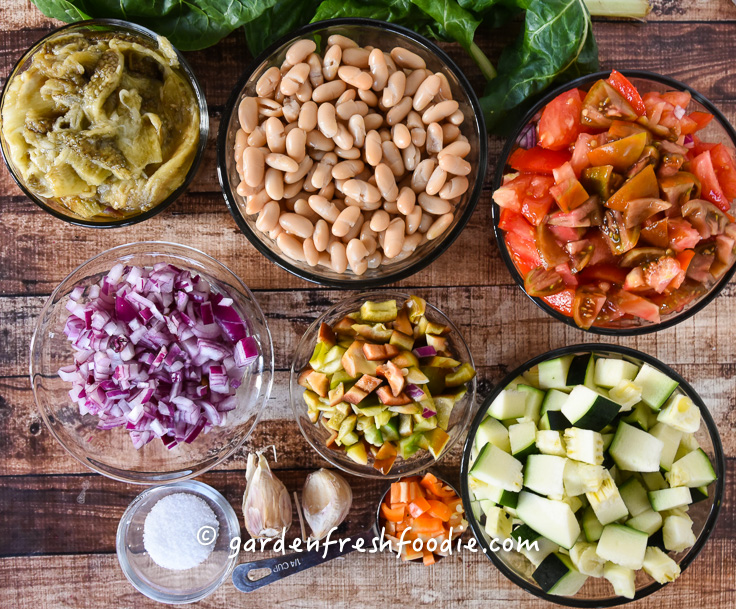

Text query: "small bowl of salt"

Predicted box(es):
[116, 480, 240, 604]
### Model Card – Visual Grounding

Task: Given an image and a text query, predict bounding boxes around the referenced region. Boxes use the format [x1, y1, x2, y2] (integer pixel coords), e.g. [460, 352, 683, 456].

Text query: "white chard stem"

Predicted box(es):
[584, 0, 651, 19]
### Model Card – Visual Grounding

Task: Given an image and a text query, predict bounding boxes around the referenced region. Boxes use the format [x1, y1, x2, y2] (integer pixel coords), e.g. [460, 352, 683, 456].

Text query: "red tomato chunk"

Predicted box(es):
[494, 70, 736, 329]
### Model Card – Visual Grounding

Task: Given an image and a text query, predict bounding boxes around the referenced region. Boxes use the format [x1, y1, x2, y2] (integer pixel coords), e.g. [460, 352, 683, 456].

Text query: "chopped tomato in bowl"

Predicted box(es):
[493, 70, 736, 333]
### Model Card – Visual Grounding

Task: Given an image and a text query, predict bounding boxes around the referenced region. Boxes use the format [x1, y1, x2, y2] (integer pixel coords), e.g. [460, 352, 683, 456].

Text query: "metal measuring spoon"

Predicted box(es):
[231, 475, 459, 593]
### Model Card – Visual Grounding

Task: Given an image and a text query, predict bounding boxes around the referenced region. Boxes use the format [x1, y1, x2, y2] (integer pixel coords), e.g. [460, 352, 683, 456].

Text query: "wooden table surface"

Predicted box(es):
[1, 1, 735, 607]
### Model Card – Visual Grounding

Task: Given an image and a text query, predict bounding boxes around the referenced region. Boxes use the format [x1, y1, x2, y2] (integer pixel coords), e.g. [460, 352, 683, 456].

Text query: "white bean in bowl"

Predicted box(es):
[231, 33, 475, 276]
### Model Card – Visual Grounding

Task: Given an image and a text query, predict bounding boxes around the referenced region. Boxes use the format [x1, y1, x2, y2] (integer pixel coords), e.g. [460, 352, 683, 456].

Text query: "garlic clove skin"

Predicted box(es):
[302, 468, 353, 540]
[242, 453, 292, 539]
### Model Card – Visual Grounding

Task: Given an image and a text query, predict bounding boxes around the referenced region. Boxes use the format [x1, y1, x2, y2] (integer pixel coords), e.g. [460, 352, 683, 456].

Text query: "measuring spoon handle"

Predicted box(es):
[232, 529, 374, 593]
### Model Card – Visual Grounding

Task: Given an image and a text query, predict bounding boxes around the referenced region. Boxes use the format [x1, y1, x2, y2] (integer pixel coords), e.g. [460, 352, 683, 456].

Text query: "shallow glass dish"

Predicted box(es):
[116, 480, 240, 604]
[460, 344, 725, 607]
[290, 291, 476, 478]
[492, 70, 736, 335]
[30, 242, 273, 484]
[0, 19, 209, 228]
[218, 18, 487, 288]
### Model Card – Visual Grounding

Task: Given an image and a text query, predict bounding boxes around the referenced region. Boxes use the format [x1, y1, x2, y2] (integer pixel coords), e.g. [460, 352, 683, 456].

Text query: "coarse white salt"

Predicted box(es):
[143, 492, 219, 570]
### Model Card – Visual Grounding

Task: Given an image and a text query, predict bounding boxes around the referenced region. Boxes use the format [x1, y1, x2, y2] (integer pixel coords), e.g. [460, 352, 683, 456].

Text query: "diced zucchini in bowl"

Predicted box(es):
[536, 429, 566, 457]
[517, 384, 544, 420]
[484, 504, 513, 541]
[603, 562, 636, 599]
[564, 427, 604, 465]
[509, 420, 538, 459]
[475, 415, 510, 453]
[462, 347, 722, 602]
[595, 358, 638, 388]
[596, 524, 648, 570]
[642, 547, 681, 584]
[516, 492, 580, 549]
[649, 422, 683, 471]
[609, 423, 664, 472]
[582, 505, 604, 542]
[523, 454, 567, 497]
[607, 380, 642, 412]
[470, 442, 523, 492]
[649, 487, 692, 512]
[561, 385, 621, 431]
[589, 482, 628, 528]
[564, 460, 607, 497]
[633, 363, 679, 410]
[538, 355, 574, 390]
[521, 536, 559, 567]
[487, 389, 527, 420]
[619, 477, 651, 517]
[626, 509, 663, 536]
[567, 353, 595, 387]
[569, 541, 606, 577]
[657, 394, 701, 433]
[533, 553, 588, 596]
[662, 513, 697, 552]
[665, 448, 716, 488]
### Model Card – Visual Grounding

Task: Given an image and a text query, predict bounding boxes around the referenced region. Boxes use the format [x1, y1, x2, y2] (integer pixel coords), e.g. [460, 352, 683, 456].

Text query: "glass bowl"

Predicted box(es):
[29, 242, 273, 484]
[217, 18, 487, 288]
[116, 480, 240, 604]
[0, 19, 209, 228]
[290, 290, 477, 479]
[460, 344, 725, 607]
[492, 70, 736, 335]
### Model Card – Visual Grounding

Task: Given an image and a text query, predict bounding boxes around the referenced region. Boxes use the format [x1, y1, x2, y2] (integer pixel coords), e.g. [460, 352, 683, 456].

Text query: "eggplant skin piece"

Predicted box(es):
[1, 32, 199, 218]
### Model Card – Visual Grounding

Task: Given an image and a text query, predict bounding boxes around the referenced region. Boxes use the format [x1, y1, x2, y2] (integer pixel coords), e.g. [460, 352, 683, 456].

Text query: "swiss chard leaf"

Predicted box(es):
[457, 0, 521, 27]
[244, 0, 324, 57]
[479, 0, 599, 132]
[30, 0, 277, 51]
[312, 0, 418, 23]
[410, 0, 480, 50]
[311, 0, 477, 48]
[31, 0, 89, 21]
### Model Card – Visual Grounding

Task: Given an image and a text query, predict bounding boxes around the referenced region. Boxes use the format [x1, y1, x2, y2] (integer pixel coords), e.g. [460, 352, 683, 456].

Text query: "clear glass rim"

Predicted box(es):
[29, 241, 274, 485]
[289, 290, 477, 479]
[216, 17, 488, 288]
[491, 69, 736, 336]
[459, 343, 726, 607]
[115, 480, 241, 604]
[0, 18, 210, 228]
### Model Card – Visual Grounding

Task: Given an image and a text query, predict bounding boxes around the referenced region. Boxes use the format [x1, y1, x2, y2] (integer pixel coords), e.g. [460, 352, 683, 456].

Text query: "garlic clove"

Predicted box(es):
[242, 452, 292, 539]
[302, 468, 353, 540]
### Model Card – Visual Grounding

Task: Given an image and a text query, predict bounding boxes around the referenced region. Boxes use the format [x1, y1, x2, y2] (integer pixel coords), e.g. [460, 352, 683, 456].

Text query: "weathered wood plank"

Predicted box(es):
[6, 284, 736, 376]
[0, 463, 732, 555]
[0, 3, 735, 607]
[0, 469, 389, 556]
[0, 537, 734, 609]
[2, 356, 735, 477]
[0, 367, 465, 476]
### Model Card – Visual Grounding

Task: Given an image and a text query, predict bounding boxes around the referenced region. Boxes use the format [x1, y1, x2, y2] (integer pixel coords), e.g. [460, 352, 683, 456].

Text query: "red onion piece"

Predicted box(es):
[412, 345, 437, 358]
[57, 263, 259, 449]
[405, 383, 426, 401]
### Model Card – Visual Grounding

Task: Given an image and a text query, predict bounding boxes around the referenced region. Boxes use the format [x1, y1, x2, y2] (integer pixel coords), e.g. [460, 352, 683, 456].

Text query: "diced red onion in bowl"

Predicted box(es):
[412, 345, 437, 358]
[405, 383, 426, 401]
[517, 122, 538, 150]
[58, 263, 260, 450]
